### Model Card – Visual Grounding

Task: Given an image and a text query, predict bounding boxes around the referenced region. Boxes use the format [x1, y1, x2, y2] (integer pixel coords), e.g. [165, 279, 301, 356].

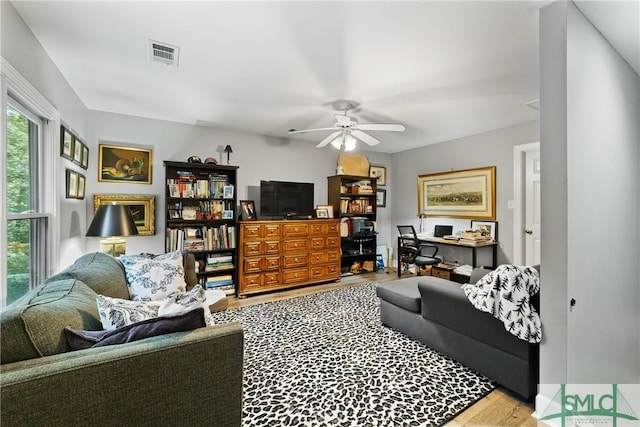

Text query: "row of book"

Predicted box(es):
[202, 254, 234, 272]
[204, 274, 235, 295]
[165, 225, 236, 252]
[167, 172, 233, 199]
[340, 198, 373, 214]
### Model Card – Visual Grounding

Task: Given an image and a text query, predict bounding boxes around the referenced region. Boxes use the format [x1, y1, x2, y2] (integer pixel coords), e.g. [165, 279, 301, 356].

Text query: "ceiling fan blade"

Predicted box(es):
[357, 123, 405, 132]
[316, 131, 341, 148]
[334, 115, 353, 126]
[352, 130, 380, 146]
[289, 127, 336, 135]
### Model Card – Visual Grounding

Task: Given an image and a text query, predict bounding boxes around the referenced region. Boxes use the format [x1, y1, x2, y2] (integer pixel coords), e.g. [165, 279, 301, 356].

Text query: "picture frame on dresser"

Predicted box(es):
[316, 204, 334, 219]
[240, 200, 257, 220]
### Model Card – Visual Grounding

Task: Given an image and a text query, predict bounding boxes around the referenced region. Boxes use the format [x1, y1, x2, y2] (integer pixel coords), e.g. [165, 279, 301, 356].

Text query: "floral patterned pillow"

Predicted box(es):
[96, 295, 160, 330]
[96, 285, 214, 331]
[119, 251, 187, 302]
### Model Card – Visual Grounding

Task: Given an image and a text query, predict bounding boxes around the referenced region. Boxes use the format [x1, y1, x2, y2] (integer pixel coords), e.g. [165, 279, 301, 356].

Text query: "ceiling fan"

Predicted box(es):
[288, 100, 405, 150]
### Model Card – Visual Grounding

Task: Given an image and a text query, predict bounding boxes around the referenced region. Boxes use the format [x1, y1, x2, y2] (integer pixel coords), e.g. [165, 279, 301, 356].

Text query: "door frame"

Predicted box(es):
[513, 141, 540, 265]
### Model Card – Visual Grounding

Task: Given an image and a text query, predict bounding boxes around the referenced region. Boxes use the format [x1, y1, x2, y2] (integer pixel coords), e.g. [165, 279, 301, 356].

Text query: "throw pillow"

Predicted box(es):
[96, 295, 160, 330]
[65, 308, 206, 350]
[157, 285, 215, 326]
[119, 251, 187, 301]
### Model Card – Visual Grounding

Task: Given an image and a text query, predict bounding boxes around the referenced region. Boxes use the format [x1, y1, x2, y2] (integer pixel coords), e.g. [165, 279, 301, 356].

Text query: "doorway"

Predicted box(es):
[513, 142, 540, 265]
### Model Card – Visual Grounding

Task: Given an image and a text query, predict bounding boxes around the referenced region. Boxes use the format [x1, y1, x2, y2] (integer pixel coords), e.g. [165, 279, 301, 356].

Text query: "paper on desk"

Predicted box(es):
[454, 264, 473, 276]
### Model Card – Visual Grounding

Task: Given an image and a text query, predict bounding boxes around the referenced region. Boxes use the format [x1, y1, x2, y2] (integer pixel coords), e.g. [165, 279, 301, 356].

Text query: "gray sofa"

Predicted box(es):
[376, 268, 539, 399]
[1, 252, 244, 426]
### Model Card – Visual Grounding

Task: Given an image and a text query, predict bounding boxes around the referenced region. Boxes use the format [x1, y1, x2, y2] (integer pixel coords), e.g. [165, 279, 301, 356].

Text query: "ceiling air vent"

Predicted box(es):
[148, 40, 180, 67]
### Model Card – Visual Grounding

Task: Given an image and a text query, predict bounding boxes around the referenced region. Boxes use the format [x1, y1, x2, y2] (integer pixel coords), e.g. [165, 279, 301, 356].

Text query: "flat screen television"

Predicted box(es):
[260, 180, 314, 219]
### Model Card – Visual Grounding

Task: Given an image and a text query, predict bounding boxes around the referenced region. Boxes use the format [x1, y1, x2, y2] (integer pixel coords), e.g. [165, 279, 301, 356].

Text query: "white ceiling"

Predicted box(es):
[11, 1, 639, 154]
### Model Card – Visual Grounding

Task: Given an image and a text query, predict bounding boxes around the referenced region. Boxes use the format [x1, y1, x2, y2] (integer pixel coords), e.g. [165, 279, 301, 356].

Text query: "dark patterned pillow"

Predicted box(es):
[119, 251, 187, 301]
[96, 294, 160, 330]
[65, 308, 206, 350]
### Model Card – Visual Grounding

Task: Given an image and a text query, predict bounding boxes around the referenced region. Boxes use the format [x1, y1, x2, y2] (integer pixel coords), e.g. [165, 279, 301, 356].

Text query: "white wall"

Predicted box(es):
[1, 1, 90, 270]
[389, 120, 540, 267]
[539, 0, 640, 403]
[86, 110, 392, 256]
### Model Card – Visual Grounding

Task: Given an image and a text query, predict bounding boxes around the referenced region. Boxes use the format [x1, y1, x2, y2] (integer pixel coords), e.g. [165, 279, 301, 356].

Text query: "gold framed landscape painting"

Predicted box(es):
[98, 143, 153, 184]
[93, 194, 156, 235]
[417, 166, 496, 219]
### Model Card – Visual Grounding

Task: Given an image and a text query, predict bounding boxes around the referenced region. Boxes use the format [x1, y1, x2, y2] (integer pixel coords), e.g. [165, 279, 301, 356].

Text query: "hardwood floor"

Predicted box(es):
[228, 270, 541, 426]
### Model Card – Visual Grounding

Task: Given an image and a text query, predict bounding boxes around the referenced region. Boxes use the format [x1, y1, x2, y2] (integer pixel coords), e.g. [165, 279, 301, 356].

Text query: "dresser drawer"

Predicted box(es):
[242, 241, 262, 257]
[326, 222, 340, 235]
[283, 239, 308, 252]
[310, 223, 326, 234]
[264, 256, 280, 270]
[264, 223, 281, 238]
[326, 263, 340, 277]
[243, 224, 261, 239]
[310, 251, 327, 264]
[263, 271, 281, 286]
[282, 254, 308, 268]
[326, 250, 340, 262]
[243, 258, 262, 273]
[310, 237, 325, 250]
[283, 268, 308, 283]
[241, 274, 262, 290]
[264, 240, 280, 254]
[283, 223, 308, 237]
[326, 236, 340, 248]
[309, 265, 326, 278]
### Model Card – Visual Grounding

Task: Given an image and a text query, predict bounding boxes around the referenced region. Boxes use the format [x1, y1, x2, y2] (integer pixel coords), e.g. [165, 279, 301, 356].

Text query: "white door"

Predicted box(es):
[524, 149, 541, 266]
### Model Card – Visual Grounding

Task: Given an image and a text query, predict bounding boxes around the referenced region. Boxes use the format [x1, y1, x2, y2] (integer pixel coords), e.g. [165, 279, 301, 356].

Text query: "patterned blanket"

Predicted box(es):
[462, 264, 541, 343]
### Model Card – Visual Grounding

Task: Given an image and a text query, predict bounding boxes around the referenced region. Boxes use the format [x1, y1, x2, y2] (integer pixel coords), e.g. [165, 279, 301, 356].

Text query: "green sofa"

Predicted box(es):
[0, 252, 244, 427]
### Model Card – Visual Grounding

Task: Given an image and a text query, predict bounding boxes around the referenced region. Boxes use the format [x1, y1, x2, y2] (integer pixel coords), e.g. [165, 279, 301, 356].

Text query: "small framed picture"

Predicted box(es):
[81, 144, 89, 169]
[66, 169, 78, 199]
[369, 165, 387, 186]
[77, 174, 86, 199]
[222, 210, 234, 219]
[169, 209, 182, 219]
[223, 185, 234, 199]
[315, 208, 329, 219]
[73, 139, 83, 164]
[376, 189, 387, 207]
[240, 200, 257, 220]
[168, 184, 181, 198]
[470, 220, 498, 241]
[60, 126, 74, 161]
[316, 204, 334, 218]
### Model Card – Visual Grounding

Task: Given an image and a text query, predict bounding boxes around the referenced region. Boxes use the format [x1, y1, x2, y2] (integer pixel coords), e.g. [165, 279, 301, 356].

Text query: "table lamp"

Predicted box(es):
[86, 204, 139, 257]
[224, 145, 233, 164]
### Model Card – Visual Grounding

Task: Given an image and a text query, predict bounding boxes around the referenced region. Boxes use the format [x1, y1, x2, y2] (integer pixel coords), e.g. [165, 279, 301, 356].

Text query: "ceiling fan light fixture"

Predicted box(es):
[331, 137, 343, 150]
[344, 134, 357, 151]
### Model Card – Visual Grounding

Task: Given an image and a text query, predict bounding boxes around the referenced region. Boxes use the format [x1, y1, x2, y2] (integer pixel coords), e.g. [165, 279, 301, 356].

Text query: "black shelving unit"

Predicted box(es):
[327, 175, 377, 274]
[164, 161, 239, 295]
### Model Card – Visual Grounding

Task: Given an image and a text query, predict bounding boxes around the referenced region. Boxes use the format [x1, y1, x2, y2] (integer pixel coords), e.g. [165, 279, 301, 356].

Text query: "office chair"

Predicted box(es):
[397, 225, 441, 277]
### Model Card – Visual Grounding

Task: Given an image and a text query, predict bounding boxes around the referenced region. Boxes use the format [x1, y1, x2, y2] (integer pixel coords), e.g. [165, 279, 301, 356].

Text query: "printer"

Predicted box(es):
[351, 217, 375, 236]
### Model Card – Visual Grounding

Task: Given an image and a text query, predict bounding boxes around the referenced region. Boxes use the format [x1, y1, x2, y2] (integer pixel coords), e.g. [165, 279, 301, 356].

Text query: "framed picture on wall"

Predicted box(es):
[93, 194, 156, 235]
[98, 143, 153, 184]
[60, 126, 74, 161]
[369, 165, 387, 186]
[417, 166, 496, 219]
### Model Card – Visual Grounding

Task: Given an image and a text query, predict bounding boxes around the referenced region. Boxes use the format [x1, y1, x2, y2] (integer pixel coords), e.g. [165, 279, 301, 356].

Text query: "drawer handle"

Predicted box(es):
[294, 258, 299, 262]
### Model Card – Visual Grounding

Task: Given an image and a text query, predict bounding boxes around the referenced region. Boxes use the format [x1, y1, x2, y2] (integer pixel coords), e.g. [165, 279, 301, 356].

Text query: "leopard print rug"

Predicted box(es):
[211, 282, 495, 426]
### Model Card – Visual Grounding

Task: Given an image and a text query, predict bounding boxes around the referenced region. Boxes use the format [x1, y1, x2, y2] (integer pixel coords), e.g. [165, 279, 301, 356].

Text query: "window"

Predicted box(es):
[1, 62, 58, 308]
[4, 100, 49, 306]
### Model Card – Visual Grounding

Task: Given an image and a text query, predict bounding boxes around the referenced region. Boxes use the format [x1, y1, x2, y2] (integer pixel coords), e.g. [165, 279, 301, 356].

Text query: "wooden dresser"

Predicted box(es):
[237, 219, 341, 297]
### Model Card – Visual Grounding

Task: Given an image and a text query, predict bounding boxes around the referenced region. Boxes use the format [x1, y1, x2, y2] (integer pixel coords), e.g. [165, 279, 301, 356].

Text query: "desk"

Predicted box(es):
[397, 235, 498, 278]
